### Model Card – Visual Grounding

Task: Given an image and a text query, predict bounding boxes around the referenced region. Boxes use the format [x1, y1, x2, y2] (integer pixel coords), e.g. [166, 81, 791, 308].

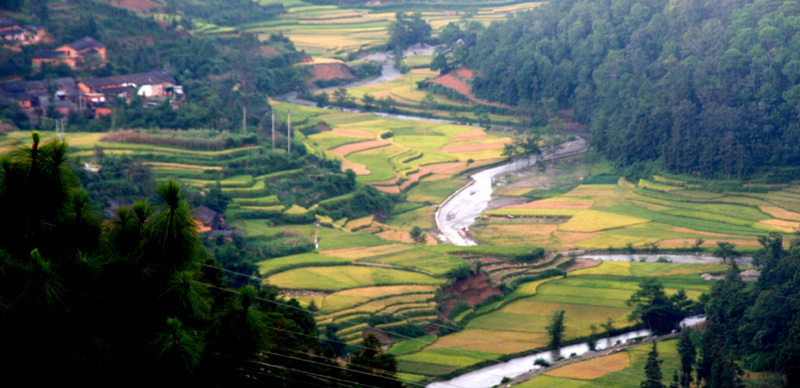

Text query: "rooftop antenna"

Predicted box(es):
[287, 110, 291, 154]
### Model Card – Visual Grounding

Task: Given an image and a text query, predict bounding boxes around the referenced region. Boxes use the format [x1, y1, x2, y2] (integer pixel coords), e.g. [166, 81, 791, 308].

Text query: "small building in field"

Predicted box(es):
[191, 205, 234, 239]
[0, 18, 46, 44]
[32, 36, 106, 69]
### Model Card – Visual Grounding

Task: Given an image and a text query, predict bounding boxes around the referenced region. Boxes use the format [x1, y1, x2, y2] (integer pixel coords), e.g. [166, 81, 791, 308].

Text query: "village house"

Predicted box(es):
[32, 36, 106, 69]
[0, 18, 46, 44]
[78, 68, 183, 105]
[0, 77, 80, 118]
[191, 205, 234, 239]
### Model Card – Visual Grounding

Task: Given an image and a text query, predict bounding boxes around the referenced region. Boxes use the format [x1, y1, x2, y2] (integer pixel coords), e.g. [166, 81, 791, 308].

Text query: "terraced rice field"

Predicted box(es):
[285, 102, 511, 194]
[267, 265, 445, 291]
[517, 339, 682, 388]
[477, 176, 800, 251]
[241, 1, 544, 57]
[394, 260, 721, 377]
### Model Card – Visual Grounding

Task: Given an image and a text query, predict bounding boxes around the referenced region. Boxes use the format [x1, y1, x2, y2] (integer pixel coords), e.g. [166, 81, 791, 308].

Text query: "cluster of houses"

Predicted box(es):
[1, 18, 183, 122]
[32, 36, 107, 69]
[0, 67, 183, 121]
[0, 17, 46, 45]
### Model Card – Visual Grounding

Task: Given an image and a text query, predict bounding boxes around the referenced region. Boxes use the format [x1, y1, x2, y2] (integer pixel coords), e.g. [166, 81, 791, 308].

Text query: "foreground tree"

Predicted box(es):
[0, 133, 392, 386]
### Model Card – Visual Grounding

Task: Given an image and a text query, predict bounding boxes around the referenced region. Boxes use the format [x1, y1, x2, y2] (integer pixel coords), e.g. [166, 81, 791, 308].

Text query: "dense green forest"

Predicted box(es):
[451, 0, 800, 179]
[0, 133, 402, 386]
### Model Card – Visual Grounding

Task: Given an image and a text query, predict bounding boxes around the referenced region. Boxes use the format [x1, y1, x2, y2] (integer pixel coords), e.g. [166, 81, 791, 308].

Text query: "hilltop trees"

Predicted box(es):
[388, 12, 432, 50]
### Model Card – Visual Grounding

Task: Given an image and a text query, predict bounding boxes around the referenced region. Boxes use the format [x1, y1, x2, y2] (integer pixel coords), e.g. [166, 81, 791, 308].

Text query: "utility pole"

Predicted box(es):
[287, 110, 291, 154]
[271, 111, 275, 149]
[242, 104, 247, 133]
[56, 119, 65, 140]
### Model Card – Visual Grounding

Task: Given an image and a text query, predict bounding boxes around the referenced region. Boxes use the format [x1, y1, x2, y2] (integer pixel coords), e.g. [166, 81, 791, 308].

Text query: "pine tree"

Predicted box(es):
[349, 334, 404, 388]
[642, 342, 664, 388]
[669, 370, 679, 388]
[676, 329, 696, 388]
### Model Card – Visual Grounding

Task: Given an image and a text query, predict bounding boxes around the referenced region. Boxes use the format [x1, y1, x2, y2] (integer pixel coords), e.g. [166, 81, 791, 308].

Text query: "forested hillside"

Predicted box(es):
[457, 0, 800, 178]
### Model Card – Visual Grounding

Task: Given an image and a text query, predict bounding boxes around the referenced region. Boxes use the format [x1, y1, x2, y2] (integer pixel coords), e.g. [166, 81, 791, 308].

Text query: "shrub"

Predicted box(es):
[514, 248, 546, 263]
[448, 301, 470, 321]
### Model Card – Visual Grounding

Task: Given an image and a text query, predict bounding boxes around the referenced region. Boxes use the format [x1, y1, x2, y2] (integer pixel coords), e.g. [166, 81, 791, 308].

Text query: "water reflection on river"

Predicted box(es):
[428, 316, 705, 388]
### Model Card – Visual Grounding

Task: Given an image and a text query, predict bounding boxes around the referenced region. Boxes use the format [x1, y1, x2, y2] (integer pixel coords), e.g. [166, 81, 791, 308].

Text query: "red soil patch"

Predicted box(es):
[439, 272, 503, 321]
[314, 121, 331, 131]
[375, 186, 401, 194]
[660, 238, 761, 248]
[332, 129, 374, 138]
[431, 73, 471, 96]
[261, 46, 281, 58]
[455, 68, 474, 78]
[564, 258, 601, 272]
[330, 139, 389, 176]
[556, 109, 589, 132]
[441, 142, 505, 153]
[330, 139, 389, 157]
[423, 161, 469, 175]
[453, 129, 486, 138]
[371, 173, 402, 186]
[107, 0, 163, 13]
[376, 230, 437, 245]
[429, 67, 509, 109]
[307, 63, 356, 84]
[506, 200, 593, 210]
[667, 227, 744, 238]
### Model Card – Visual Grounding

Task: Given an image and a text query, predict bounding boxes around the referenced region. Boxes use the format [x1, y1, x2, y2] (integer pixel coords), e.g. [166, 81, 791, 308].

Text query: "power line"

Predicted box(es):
[265, 350, 430, 388]
[204, 282, 656, 388]
[202, 264, 463, 337]
[252, 360, 386, 388]
[203, 261, 718, 387]
[201, 267, 673, 387]
[269, 344, 473, 388]
[245, 363, 359, 388]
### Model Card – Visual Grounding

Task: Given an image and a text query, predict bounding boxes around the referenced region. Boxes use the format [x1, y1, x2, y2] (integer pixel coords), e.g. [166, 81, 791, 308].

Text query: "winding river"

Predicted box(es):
[280, 55, 730, 388]
[428, 316, 705, 388]
[435, 136, 588, 246]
